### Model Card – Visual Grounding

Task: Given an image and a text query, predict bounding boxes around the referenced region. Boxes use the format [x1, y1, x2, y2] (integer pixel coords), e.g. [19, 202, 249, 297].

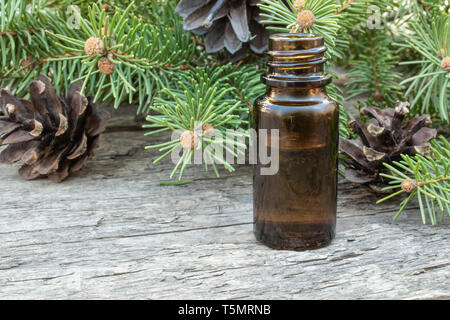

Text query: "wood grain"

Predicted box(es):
[0, 106, 448, 299]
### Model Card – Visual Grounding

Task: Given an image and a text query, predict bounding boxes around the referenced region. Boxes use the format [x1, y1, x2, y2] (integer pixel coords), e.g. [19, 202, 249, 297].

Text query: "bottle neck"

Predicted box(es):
[263, 33, 331, 89]
[267, 87, 326, 96]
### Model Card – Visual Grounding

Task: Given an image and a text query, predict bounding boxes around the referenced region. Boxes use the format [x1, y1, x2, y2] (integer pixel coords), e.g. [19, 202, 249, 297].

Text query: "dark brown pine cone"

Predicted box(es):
[0, 75, 110, 182]
[176, 0, 269, 58]
[339, 101, 437, 193]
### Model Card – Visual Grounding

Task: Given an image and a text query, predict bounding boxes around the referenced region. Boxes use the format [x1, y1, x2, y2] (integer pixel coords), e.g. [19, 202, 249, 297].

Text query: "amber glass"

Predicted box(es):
[253, 33, 338, 250]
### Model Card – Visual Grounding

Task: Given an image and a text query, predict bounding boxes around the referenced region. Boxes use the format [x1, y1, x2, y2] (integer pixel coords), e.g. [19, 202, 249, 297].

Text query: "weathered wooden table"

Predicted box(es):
[0, 107, 449, 299]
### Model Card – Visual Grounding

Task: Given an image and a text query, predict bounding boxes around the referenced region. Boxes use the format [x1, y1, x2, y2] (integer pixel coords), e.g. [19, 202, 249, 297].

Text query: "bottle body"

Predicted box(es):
[253, 33, 338, 250]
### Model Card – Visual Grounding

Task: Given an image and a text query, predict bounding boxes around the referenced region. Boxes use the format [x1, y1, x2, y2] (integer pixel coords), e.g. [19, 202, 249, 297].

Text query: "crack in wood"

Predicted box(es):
[88, 269, 147, 279]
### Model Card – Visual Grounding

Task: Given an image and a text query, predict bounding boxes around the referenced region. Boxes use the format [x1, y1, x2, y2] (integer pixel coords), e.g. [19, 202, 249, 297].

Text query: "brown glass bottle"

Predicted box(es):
[253, 33, 338, 250]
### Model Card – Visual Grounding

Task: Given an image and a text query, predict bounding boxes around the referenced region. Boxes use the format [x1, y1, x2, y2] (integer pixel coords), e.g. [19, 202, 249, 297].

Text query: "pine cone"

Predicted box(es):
[202, 123, 215, 137]
[0, 75, 110, 182]
[180, 130, 199, 149]
[339, 101, 437, 192]
[293, 0, 305, 10]
[84, 37, 105, 57]
[98, 56, 116, 75]
[297, 9, 315, 29]
[176, 0, 269, 57]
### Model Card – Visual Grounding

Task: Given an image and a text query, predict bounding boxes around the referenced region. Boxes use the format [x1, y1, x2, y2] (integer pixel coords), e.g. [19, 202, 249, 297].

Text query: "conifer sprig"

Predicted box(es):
[258, 0, 392, 60]
[377, 136, 450, 225]
[46, 1, 198, 111]
[258, 0, 340, 59]
[0, 0, 199, 113]
[346, 29, 403, 104]
[334, 0, 391, 59]
[397, 7, 449, 121]
[326, 82, 352, 139]
[144, 64, 265, 180]
[0, 0, 81, 94]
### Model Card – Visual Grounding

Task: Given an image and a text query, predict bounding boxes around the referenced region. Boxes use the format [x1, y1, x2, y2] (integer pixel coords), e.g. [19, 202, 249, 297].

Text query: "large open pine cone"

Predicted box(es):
[339, 101, 437, 192]
[176, 0, 268, 57]
[0, 75, 110, 182]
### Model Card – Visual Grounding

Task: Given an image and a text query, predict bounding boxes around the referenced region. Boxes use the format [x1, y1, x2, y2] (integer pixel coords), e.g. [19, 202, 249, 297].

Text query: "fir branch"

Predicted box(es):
[335, 0, 390, 27]
[258, 0, 392, 61]
[224, 64, 266, 128]
[345, 28, 403, 105]
[258, 0, 340, 59]
[414, 0, 449, 15]
[144, 64, 262, 180]
[0, 29, 35, 36]
[397, 6, 449, 121]
[377, 136, 450, 225]
[0, 0, 90, 95]
[335, 0, 357, 15]
[0, 0, 199, 113]
[326, 81, 352, 139]
[46, 1, 199, 111]
[334, 0, 392, 61]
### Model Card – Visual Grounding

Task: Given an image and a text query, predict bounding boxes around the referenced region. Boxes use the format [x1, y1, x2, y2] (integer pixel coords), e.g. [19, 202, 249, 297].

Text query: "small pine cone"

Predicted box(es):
[21, 56, 35, 71]
[437, 48, 446, 58]
[297, 10, 315, 29]
[441, 56, 450, 72]
[294, 0, 306, 10]
[0, 75, 110, 182]
[202, 123, 215, 138]
[98, 56, 115, 75]
[84, 37, 105, 57]
[102, 3, 112, 12]
[401, 179, 417, 193]
[180, 130, 199, 149]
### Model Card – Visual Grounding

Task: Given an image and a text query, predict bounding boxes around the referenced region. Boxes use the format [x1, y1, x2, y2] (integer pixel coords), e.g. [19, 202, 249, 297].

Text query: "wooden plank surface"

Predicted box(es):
[0, 107, 449, 299]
